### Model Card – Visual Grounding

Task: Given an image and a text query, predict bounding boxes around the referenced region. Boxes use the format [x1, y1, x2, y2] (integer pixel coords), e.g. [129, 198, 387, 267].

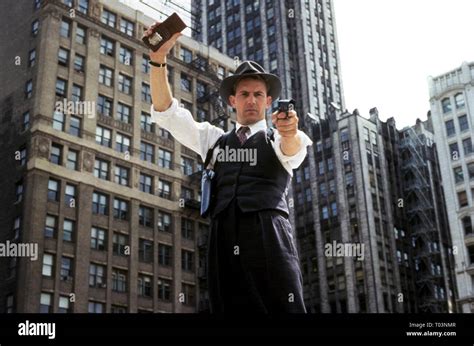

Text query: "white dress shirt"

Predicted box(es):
[150, 98, 313, 176]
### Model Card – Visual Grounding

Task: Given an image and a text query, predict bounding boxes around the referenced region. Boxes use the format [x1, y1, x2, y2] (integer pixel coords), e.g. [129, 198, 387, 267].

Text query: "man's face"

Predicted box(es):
[228, 78, 272, 125]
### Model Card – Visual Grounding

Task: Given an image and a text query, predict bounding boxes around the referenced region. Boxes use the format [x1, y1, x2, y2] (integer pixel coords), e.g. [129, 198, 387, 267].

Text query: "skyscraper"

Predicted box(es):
[429, 61, 474, 313]
[0, 0, 235, 313]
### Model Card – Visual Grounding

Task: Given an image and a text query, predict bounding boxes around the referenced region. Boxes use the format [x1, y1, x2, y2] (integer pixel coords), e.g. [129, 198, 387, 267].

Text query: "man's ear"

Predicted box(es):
[229, 95, 236, 108]
[266, 96, 273, 109]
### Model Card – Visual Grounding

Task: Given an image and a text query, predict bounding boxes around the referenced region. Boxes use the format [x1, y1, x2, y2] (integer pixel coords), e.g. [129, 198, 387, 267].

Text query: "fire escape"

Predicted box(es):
[400, 127, 444, 312]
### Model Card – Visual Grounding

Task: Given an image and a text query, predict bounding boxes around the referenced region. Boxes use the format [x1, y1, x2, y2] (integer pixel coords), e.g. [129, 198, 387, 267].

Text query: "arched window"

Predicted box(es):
[442, 98, 452, 113]
[455, 93, 465, 109]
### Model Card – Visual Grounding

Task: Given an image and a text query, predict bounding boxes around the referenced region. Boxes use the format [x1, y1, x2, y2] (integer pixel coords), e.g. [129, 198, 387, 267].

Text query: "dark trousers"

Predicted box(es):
[207, 199, 306, 313]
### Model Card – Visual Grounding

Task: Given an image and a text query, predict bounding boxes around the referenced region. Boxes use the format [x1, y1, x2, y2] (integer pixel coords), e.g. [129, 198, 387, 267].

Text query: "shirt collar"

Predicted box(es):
[236, 118, 267, 136]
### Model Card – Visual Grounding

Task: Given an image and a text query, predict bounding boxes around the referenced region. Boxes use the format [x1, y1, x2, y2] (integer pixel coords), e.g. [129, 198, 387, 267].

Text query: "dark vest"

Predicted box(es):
[210, 128, 291, 218]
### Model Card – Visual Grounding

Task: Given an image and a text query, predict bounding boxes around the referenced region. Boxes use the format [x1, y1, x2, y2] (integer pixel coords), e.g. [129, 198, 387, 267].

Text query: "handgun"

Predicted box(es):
[278, 99, 296, 119]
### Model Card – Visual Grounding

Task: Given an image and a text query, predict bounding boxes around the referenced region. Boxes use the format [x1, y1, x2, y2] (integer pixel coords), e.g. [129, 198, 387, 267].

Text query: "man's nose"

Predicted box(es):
[247, 95, 257, 105]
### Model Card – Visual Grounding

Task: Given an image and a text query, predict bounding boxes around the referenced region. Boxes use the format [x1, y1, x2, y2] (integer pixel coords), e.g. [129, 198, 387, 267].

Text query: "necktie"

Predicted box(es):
[236, 126, 250, 145]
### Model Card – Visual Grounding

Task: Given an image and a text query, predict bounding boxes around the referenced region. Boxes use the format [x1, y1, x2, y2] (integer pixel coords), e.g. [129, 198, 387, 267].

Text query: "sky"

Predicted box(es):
[333, 0, 474, 128]
[121, 0, 474, 128]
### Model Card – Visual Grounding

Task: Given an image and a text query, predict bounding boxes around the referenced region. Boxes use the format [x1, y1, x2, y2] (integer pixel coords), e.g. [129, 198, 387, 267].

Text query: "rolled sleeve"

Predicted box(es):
[273, 130, 313, 170]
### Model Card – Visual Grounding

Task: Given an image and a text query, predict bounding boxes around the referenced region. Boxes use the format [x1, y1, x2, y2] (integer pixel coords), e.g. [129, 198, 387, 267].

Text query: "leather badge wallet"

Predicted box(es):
[142, 13, 187, 52]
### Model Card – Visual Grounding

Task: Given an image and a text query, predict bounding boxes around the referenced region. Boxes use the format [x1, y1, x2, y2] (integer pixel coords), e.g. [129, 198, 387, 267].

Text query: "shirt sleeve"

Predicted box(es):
[150, 98, 224, 161]
[272, 129, 313, 172]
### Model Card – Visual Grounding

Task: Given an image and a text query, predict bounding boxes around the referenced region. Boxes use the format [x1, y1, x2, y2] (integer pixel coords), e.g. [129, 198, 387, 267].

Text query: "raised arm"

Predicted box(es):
[146, 23, 181, 112]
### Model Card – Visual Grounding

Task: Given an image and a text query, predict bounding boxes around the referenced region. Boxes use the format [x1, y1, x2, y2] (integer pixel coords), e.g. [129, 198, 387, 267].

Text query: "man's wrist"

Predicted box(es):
[151, 55, 167, 64]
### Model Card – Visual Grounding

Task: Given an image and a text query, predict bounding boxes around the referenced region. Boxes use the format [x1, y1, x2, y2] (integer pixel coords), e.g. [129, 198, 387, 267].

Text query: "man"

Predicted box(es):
[147, 24, 312, 313]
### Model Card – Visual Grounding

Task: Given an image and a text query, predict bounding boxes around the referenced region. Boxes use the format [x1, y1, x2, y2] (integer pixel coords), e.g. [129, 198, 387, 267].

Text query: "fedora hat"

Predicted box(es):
[219, 61, 282, 106]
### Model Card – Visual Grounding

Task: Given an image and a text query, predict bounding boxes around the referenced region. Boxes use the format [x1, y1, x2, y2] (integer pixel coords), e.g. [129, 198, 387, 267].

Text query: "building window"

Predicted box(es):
[454, 166, 464, 183]
[94, 158, 109, 180]
[19, 112, 29, 133]
[141, 112, 153, 132]
[76, 25, 86, 44]
[28, 49, 36, 67]
[114, 165, 129, 186]
[180, 47, 192, 63]
[100, 36, 115, 57]
[181, 283, 195, 306]
[468, 245, 474, 265]
[77, 0, 88, 14]
[60, 257, 73, 281]
[463, 138, 473, 156]
[113, 198, 128, 220]
[468, 163, 474, 180]
[34, 0, 41, 10]
[455, 93, 465, 109]
[462, 216, 472, 236]
[31, 20, 39, 36]
[44, 215, 57, 238]
[60, 19, 70, 37]
[119, 45, 133, 65]
[158, 211, 171, 232]
[158, 179, 171, 199]
[74, 54, 85, 73]
[50, 143, 62, 165]
[97, 95, 113, 116]
[181, 157, 194, 175]
[113, 233, 128, 256]
[58, 296, 71, 313]
[141, 83, 151, 103]
[158, 278, 171, 301]
[101, 9, 116, 27]
[331, 202, 338, 216]
[42, 253, 54, 277]
[95, 126, 111, 147]
[115, 133, 131, 153]
[25, 80, 33, 99]
[458, 191, 468, 208]
[318, 160, 324, 175]
[181, 186, 194, 201]
[120, 18, 134, 36]
[55, 78, 67, 97]
[117, 102, 132, 124]
[180, 73, 192, 92]
[138, 275, 152, 297]
[445, 120, 455, 137]
[89, 263, 105, 287]
[321, 206, 329, 220]
[40, 293, 53, 313]
[158, 244, 172, 266]
[69, 116, 81, 137]
[99, 65, 113, 86]
[63, 219, 75, 242]
[449, 142, 459, 160]
[459, 114, 469, 132]
[139, 173, 153, 194]
[92, 191, 108, 215]
[67, 149, 78, 170]
[181, 218, 194, 240]
[6, 294, 14, 313]
[91, 227, 106, 251]
[88, 301, 104, 313]
[182, 250, 194, 272]
[48, 179, 59, 201]
[118, 74, 132, 94]
[142, 55, 150, 73]
[112, 269, 128, 292]
[159, 149, 173, 169]
[140, 141, 155, 163]
[442, 98, 452, 113]
[15, 181, 23, 203]
[71, 84, 82, 102]
[53, 111, 65, 131]
[139, 238, 153, 262]
[58, 47, 69, 66]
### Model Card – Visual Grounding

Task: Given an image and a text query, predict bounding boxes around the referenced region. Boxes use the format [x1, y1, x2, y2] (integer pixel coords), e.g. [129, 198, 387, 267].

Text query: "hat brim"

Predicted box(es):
[219, 73, 282, 107]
